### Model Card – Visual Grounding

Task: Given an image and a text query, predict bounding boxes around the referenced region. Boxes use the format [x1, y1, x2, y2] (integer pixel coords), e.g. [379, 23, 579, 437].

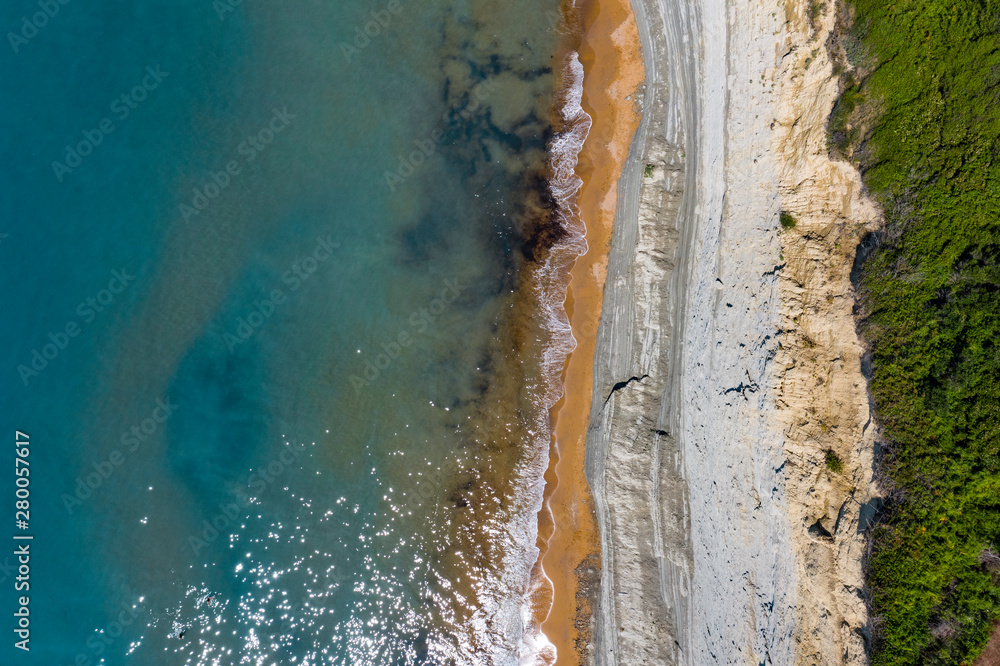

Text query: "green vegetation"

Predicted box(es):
[808, 0, 826, 22]
[780, 211, 798, 229]
[832, 0, 1000, 663]
[643, 163, 655, 178]
[825, 449, 844, 474]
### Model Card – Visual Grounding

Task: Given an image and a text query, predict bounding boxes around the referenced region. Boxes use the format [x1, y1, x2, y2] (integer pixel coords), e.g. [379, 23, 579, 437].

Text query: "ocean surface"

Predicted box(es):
[0, 0, 586, 663]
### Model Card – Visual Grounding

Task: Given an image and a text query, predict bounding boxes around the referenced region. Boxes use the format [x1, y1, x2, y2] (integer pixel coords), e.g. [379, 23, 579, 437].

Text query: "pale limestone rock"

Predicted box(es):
[584, 0, 878, 663]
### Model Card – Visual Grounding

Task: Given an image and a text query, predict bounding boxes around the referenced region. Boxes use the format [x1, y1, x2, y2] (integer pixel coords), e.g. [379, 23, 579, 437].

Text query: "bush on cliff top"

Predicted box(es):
[834, 0, 1000, 663]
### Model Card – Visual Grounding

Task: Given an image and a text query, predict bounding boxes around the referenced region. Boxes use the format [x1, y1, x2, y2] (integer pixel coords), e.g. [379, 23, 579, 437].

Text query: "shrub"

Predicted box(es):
[808, 0, 826, 22]
[834, 0, 1000, 663]
[825, 449, 844, 473]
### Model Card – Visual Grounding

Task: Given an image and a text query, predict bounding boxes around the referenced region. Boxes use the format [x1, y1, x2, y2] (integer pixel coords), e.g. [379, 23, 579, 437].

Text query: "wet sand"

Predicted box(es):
[535, 0, 644, 661]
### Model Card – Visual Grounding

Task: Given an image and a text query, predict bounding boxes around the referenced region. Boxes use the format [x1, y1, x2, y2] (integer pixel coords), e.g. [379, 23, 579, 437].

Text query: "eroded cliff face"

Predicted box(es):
[772, 0, 880, 662]
[584, 0, 879, 662]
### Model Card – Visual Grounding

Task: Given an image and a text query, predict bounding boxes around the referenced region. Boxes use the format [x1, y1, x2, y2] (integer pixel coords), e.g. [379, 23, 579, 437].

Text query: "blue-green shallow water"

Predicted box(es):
[0, 0, 573, 663]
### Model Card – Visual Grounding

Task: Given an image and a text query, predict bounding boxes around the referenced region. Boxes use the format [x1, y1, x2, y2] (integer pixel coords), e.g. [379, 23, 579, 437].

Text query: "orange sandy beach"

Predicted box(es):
[535, 0, 644, 662]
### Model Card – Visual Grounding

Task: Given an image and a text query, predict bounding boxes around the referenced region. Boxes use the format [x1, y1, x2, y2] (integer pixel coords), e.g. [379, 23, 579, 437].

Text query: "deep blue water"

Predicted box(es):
[0, 0, 565, 663]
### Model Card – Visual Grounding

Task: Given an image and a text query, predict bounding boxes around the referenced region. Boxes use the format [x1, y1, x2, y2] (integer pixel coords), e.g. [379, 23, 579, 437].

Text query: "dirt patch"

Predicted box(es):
[974, 624, 1000, 666]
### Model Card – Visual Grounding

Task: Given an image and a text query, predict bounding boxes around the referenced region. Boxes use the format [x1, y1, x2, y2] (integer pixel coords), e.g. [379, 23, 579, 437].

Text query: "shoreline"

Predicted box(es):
[533, 0, 645, 662]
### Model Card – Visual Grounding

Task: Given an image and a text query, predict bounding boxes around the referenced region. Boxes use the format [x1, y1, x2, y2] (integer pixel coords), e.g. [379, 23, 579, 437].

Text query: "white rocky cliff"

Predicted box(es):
[583, 0, 878, 662]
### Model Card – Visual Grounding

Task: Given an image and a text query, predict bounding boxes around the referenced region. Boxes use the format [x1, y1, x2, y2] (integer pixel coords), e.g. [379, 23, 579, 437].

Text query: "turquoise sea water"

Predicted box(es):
[0, 0, 574, 663]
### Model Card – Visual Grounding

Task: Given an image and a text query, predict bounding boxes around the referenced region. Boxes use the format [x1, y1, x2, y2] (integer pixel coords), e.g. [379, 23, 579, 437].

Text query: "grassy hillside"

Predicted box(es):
[829, 0, 1000, 663]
